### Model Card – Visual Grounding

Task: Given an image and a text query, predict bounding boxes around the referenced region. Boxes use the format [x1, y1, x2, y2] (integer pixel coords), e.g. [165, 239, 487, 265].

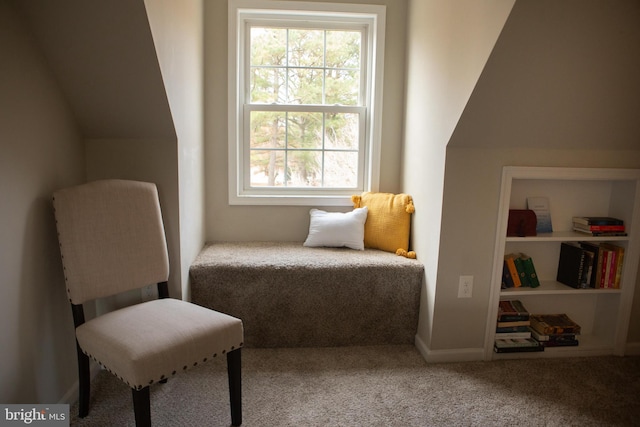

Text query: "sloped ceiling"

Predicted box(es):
[449, 0, 640, 150]
[14, 0, 175, 140]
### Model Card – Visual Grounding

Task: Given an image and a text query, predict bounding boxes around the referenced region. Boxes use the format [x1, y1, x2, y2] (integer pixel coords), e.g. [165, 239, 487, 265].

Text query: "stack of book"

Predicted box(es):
[494, 300, 543, 353]
[572, 216, 627, 237]
[502, 253, 541, 289]
[557, 241, 625, 289]
[529, 313, 581, 348]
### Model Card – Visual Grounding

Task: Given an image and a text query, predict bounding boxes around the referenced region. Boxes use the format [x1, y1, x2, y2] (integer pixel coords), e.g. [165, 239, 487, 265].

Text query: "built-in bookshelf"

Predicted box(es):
[484, 167, 640, 360]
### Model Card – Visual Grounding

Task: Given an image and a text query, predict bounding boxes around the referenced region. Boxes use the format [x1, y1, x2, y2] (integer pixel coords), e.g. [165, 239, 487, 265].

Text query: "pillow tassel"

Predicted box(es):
[396, 248, 417, 259]
[406, 199, 415, 214]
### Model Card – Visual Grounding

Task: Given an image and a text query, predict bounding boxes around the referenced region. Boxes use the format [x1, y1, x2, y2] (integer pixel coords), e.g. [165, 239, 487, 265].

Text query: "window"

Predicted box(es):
[228, 0, 386, 205]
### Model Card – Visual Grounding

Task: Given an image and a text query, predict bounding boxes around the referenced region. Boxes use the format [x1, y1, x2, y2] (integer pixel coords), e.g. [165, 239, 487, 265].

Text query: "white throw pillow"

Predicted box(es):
[303, 207, 368, 250]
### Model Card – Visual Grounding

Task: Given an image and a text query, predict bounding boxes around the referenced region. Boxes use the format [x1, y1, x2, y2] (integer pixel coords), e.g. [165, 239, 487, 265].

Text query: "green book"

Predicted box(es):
[513, 255, 529, 287]
[519, 253, 540, 288]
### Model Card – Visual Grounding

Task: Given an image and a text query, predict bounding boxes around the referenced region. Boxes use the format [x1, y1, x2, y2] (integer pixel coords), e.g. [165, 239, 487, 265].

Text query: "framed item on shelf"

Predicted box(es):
[507, 209, 537, 237]
[527, 196, 553, 233]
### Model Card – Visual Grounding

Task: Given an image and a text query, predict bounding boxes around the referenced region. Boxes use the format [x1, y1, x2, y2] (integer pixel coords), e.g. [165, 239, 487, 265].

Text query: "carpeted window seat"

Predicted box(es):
[189, 242, 424, 348]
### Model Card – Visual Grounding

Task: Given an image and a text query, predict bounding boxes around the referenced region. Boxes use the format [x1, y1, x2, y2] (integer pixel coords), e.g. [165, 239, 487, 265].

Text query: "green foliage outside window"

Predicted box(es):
[248, 27, 362, 188]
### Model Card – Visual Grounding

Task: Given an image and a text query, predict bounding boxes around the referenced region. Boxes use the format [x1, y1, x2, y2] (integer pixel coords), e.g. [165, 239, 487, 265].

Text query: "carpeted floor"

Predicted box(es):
[69, 345, 640, 426]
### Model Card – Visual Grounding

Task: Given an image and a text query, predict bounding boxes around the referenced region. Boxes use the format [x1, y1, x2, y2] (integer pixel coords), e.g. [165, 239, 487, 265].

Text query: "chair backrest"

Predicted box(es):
[53, 180, 170, 305]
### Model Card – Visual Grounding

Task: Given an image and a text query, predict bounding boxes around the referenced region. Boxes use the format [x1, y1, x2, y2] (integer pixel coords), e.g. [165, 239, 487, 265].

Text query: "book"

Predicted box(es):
[513, 256, 529, 286]
[572, 227, 627, 237]
[556, 242, 590, 289]
[530, 313, 581, 335]
[494, 345, 544, 353]
[527, 197, 553, 233]
[599, 247, 613, 288]
[539, 338, 579, 347]
[579, 242, 602, 288]
[519, 253, 540, 288]
[495, 331, 532, 339]
[497, 320, 530, 328]
[600, 243, 624, 289]
[501, 260, 515, 289]
[498, 300, 530, 322]
[572, 216, 624, 226]
[494, 338, 543, 353]
[572, 222, 626, 232]
[495, 325, 531, 334]
[581, 250, 595, 288]
[504, 254, 522, 287]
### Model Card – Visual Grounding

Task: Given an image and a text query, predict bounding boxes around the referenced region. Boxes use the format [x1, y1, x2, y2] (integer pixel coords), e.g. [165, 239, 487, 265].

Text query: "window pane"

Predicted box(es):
[287, 112, 323, 149]
[288, 68, 323, 104]
[250, 67, 286, 103]
[323, 151, 358, 188]
[250, 111, 286, 149]
[250, 150, 285, 187]
[324, 113, 359, 150]
[287, 150, 322, 187]
[288, 29, 324, 67]
[325, 69, 359, 105]
[326, 30, 361, 69]
[251, 28, 286, 66]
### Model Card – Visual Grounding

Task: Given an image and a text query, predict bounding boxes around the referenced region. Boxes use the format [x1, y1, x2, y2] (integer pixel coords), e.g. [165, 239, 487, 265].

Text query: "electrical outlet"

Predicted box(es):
[458, 275, 473, 298]
[141, 285, 157, 302]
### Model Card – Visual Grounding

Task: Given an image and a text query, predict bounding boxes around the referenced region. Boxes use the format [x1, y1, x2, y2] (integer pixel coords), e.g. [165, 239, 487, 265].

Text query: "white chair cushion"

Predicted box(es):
[76, 298, 243, 390]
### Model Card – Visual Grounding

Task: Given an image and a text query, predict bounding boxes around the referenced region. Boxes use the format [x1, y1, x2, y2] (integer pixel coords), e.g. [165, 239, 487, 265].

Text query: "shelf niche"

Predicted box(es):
[485, 166, 640, 360]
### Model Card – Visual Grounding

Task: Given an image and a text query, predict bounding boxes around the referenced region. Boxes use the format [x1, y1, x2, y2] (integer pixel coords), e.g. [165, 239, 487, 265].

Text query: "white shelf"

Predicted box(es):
[506, 231, 629, 243]
[484, 166, 640, 361]
[500, 280, 622, 296]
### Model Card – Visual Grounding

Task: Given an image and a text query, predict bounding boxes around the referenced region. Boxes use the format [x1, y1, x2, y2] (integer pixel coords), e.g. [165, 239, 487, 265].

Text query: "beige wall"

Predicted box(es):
[204, 0, 409, 242]
[402, 0, 515, 360]
[144, 0, 205, 301]
[0, 0, 85, 403]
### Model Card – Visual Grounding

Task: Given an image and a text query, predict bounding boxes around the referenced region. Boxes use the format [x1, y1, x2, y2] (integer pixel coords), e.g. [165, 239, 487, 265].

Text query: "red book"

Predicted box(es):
[573, 223, 625, 232]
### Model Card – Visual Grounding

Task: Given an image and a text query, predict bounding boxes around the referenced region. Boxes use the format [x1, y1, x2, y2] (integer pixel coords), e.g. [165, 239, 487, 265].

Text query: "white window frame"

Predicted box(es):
[228, 0, 386, 206]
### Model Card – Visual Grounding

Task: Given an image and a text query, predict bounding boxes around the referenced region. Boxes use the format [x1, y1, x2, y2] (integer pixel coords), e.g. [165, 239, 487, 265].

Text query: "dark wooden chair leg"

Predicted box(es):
[227, 349, 242, 426]
[132, 387, 151, 427]
[76, 343, 90, 418]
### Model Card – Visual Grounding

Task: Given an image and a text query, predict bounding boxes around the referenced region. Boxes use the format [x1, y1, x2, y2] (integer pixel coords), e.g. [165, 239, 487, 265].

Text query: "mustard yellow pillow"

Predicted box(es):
[351, 192, 416, 258]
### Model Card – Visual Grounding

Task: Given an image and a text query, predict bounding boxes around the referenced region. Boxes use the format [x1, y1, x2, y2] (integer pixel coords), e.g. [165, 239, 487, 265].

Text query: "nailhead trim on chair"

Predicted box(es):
[81, 341, 244, 391]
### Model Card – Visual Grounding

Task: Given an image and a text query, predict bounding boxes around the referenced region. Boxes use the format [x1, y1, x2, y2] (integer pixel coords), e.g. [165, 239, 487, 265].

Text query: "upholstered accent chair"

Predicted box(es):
[53, 180, 244, 427]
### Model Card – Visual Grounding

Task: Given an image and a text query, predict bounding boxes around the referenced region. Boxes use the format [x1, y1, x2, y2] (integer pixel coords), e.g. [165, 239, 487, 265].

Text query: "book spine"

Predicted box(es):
[504, 255, 522, 287]
[501, 261, 515, 289]
[613, 247, 624, 289]
[573, 228, 628, 236]
[572, 217, 624, 225]
[513, 256, 529, 286]
[520, 256, 540, 288]
[573, 224, 626, 232]
[599, 249, 608, 288]
[579, 243, 600, 288]
[595, 245, 604, 288]
[495, 331, 532, 339]
[608, 250, 617, 288]
[498, 300, 529, 322]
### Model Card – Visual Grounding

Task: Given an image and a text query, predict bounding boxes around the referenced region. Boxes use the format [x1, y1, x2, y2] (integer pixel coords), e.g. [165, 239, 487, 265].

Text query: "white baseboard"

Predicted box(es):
[414, 334, 485, 363]
[58, 361, 102, 405]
